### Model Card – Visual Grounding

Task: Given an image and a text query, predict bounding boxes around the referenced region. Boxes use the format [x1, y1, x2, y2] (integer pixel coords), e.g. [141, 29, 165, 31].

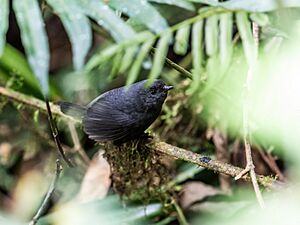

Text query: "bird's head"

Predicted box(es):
[137, 79, 173, 108]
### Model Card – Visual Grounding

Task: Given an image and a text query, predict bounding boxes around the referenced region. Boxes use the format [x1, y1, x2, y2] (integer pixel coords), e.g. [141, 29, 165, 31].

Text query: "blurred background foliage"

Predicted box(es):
[1, 0, 300, 224]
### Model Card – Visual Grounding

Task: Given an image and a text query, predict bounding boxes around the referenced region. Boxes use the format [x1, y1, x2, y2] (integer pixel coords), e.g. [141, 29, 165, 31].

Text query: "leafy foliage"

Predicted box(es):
[12, 0, 50, 96]
[1, 0, 298, 96]
[0, 0, 9, 55]
[47, 0, 92, 70]
[1, 1, 300, 224]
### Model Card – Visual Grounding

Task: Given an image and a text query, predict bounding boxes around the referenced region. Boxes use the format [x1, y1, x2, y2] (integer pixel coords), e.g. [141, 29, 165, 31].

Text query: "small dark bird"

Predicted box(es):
[59, 79, 173, 144]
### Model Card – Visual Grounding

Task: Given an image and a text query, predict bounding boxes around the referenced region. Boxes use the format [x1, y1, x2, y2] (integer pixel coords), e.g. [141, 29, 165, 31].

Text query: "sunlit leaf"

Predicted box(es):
[192, 20, 204, 74]
[174, 25, 191, 55]
[119, 46, 138, 73]
[47, 0, 92, 70]
[189, 0, 300, 12]
[187, 20, 203, 95]
[13, 0, 49, 96]
[0, 44, 40, 92]
[236, 12, 257, 67]
[0, 214, 22, 225]
[263, 36, 283, 54]
[108, 51, 123, 79]
[219, 13, 233, 74]
[85, 45, 120, 71]
[0, 0, 9, 56]
[49, 195, 162, 225]
[204, 13, 221, 84]
[205, 15, 219, 56]
[149, 0, 195, 11]
[250, 12, 270, 26]
[126, 38, 155, 85]
[171, 164, 204, 185]
[109, 0, 169, 34]
[33, 110, 39, 123]
[148, 30, 172, 84]
[206, 54, 219, 79]
[85, 31, 153, 71]
[77, 0, 136, 42]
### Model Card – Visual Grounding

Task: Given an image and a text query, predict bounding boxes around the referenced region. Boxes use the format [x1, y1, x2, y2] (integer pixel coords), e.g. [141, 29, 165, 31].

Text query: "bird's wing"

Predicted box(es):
[83, 98, 136, 142]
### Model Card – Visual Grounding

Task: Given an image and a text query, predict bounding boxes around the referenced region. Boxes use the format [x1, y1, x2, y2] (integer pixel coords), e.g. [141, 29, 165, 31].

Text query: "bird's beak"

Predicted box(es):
[163, 85, 174, 91]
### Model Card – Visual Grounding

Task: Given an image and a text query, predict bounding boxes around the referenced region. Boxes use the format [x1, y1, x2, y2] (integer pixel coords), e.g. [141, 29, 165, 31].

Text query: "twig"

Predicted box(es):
[152, 141, 277, 189]
[0, 86, 78, 123]
[172, 198, 189, 225]
[234, 22, 265, 208]
[0, 86, 279, 189]
[257, 147, 286, 181]
[150, 48, 193, 80]
[29, 160, 63, 225]
[45, 98, 74, 168]
[0, 86, 76, 167]
[68, 122, 90, 165]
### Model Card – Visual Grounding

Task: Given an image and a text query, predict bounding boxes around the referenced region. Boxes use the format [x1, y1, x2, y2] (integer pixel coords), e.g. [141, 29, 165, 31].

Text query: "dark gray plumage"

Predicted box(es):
[59, 79, 173, 144]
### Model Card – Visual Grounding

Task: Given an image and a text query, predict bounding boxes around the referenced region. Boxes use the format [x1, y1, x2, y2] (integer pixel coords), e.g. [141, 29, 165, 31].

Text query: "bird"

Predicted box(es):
[58, 79, 173, 144]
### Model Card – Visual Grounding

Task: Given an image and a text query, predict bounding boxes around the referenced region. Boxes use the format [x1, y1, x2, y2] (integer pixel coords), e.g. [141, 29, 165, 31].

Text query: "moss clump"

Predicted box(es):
[104, 138, 173, 203]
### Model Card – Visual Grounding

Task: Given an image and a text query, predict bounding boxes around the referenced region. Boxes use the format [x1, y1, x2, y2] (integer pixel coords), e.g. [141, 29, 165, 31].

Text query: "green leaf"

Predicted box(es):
[85, 31, 153, 71]
[109, 0, 169, 34]
[236, 12, 257, 67]
[205, 15, 219, 56]
[0, 213, 22, 225]
[108, 51, 123, 80]
[78, 0, 136, 42]
[172, 164, 204, 185]
[219, 13, 233, 74]
[13, 0, 49, 96]
[148, 30, 172, 84]
[149, 0, 195, 11]
[119, 46, 138, 73]
[126, 39, 155, 85]
[0, 44, 40, 92]
[174, 25, 191, 55]
[263, 36, 283, 54]
[250, 12, 270, 26]
[192, 21, 203, 73]
[187, 20, 203, 95]
[0, 0, 9, 56]
[189, 0, 300, 12]
[40, 195, 161, 225]
[46, 0, 92, 70]
[86, 45, 120, 71]
[33, 110, 39, 123]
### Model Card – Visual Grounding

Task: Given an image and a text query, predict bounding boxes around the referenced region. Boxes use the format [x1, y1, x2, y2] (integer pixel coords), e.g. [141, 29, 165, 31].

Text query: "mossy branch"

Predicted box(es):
[0, 86, 280, 189]
[151, 142, 278, 189]
[0, 86, 78, 123]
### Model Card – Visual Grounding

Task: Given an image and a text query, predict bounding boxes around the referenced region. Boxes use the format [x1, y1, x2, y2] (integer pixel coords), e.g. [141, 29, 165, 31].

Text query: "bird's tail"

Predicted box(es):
[58, 101, 87, 120]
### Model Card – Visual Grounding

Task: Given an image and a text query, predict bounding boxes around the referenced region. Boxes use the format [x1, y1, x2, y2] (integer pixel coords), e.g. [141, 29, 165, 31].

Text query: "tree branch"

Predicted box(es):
[68, 122, 90, 165]
[234, 21, 265, 208]
[0, 86, 280, 189]
[0, 86, 79, 123]
[150, 47, 193, 80]
[45, 98, 74, 168]
[29, 159, 62, 225]
[151, 141, 278, 189]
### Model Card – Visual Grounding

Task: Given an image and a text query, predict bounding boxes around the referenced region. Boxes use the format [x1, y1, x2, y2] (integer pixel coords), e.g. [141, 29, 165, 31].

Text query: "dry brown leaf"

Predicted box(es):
[77, 151, 111, 203]
[180, 181, 221, 209]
